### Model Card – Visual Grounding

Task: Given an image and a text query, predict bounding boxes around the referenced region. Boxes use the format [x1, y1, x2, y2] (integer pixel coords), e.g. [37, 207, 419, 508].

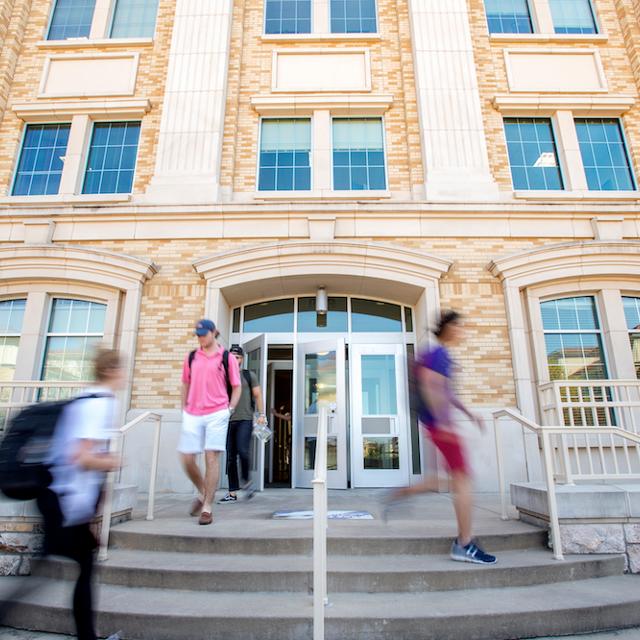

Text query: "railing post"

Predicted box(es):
[493, 415, 508, 521]
[98, 432, 121, 562]
[313, 405, 329, 640]
[541, 431, 564, 561]
[146, 416, 162, 521]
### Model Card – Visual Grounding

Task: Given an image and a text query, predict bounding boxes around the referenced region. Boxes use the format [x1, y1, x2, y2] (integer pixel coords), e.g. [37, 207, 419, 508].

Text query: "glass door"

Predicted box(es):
[350, 343, 409, 487]
[294, 338, 347, 489]
[242, 334, 268, 490]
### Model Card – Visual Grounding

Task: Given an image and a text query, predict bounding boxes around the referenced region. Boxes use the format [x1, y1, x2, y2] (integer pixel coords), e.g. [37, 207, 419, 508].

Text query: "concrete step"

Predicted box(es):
[1, 575, 639, 640]
[34, 549, 625, 593]
[109, 520, 547, 555]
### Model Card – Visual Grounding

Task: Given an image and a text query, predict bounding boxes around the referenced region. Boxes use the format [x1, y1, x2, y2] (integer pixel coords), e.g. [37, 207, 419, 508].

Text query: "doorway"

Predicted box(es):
[267, 367, 293, 486]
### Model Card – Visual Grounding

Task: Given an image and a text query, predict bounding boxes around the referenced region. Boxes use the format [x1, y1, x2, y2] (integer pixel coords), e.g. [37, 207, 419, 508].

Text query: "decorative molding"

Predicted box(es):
[307, 216, 336, 240]
[22, 220, 55, 244]
[250, 94, 393, 116]
[490, 34, 608, 44]
[261, 33, 381, 43]
[493, 94, 635, 116]
[591, 217, 625, 241]
[36, 38, 153, 49]
[12, 99, 151, 121]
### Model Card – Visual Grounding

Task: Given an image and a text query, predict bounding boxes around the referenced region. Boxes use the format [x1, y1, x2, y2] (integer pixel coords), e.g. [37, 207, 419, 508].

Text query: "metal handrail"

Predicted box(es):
[493, 407, 640, 561]
[312, 405, 329, 640]
[98, 411, 162, 562]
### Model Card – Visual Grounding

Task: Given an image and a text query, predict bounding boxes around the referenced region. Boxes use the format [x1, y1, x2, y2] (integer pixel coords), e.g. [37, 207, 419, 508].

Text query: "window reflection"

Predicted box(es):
[298, 296, 347, 332]
[243, 298, 294, 333]
[351, 298, 402, 332]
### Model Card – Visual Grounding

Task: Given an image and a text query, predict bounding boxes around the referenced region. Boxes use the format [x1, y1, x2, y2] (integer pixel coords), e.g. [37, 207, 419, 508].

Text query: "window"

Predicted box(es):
[549, 0, 597, 34]
[575, 119, 635, 191]
[243, 299, 295, 333]
[333, 118, 386, 191]
[298, 297, 348, 332]
[41, 299, 106, 382]
[351, 299, 402, 332]
[110, 0, 159, 37]
[504, 118, 563, 190]
[0, 300, 26, 384]
[12, 124, 70, 196]
[623, 297, 640, 378]
[331, 0, 376, 33]
[485, 0, 533, 34]
[541, 296, 608, 381]
[48, 0, 96, 39]
[82, 122, 140, 195]
[264, 0, 311, 34]
[258, 119, 311, 191]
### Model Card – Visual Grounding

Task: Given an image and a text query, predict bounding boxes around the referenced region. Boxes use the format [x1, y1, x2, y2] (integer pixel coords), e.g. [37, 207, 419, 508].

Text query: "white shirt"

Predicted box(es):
[48, 386, 117, 526]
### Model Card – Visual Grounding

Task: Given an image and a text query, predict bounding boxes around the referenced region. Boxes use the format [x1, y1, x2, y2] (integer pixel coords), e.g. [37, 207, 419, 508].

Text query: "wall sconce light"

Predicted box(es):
[316, 286, 328, 315]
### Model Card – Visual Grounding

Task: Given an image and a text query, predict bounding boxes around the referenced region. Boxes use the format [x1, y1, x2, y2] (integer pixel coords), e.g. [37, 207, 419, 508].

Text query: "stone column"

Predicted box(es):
[143, 0, 233, 203]
[408, 0, 499, 200]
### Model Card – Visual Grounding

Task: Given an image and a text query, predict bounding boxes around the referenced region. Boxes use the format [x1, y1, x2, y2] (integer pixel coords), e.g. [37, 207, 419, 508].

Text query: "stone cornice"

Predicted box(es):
[12, 98, 152, 121]
[493, 94, 636, 117]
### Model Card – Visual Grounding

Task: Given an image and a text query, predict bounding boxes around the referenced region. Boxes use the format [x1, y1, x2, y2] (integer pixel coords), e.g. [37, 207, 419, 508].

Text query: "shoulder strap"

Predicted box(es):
[242, 369, 255, 411]
[222, 350, 232, 400]
[188, 349, 196, 371]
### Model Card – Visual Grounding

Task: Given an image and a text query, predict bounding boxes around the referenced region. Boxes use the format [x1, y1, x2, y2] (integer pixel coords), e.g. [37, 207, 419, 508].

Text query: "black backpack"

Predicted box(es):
[0, 394, 103, 501]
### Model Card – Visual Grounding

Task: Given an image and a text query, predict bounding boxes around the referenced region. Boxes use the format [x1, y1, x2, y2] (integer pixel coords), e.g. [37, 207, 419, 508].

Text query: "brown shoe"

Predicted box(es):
[190, 498, 203, 517]
[198, 511, 213, 525]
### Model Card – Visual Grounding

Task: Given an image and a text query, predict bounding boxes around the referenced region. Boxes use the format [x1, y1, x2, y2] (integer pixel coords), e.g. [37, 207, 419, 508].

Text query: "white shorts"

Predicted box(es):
[179, 408, 230, 454]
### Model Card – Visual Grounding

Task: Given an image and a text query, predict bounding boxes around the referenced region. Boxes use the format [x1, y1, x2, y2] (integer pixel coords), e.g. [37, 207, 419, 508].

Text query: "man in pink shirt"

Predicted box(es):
[180, 319, 241, 525]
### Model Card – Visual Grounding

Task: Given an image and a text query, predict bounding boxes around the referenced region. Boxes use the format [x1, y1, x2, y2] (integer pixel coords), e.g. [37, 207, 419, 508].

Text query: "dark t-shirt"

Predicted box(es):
[231, 370, 259, 422]
[416, 344, 453, 429]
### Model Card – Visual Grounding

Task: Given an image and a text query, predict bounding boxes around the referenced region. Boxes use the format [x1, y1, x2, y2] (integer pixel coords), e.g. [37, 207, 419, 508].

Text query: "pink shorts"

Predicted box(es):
[428, 428, 469, 475]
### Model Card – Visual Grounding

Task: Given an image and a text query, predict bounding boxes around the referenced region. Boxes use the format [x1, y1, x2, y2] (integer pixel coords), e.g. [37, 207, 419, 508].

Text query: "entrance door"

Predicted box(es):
[242, 334, 268, 490]
[350, 343, 409, 487]
[294, 339, 347, 489]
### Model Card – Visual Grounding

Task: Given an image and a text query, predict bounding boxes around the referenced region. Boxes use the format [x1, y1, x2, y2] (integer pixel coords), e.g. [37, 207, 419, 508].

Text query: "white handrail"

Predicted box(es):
[98, 411, 162, 562]
[312, 405, 329, 640]
[493, 407, 640, 561]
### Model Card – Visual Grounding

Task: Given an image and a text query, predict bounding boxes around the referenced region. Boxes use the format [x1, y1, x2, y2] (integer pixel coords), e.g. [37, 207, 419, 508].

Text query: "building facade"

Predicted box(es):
[0, 0, 639, 493]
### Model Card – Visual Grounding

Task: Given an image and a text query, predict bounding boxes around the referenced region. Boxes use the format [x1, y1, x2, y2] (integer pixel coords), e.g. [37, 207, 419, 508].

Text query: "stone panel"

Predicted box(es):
[560, 524, 626, 554]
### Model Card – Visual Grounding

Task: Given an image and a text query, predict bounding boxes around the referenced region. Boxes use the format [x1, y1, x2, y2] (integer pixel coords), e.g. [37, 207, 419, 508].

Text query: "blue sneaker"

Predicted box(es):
[450, 539, 497, 564]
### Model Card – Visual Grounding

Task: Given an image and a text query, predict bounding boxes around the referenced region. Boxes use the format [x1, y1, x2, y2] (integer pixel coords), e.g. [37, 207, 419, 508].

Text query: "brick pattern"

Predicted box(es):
[0, 0, 175, 196]
[219, 0, 425, 194]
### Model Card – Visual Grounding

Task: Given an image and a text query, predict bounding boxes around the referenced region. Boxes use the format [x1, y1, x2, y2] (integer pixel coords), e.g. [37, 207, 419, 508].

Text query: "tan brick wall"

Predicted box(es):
[219, 0, 425, 194]
[467, 0, 640, 190]
[0, 0, 175, 195]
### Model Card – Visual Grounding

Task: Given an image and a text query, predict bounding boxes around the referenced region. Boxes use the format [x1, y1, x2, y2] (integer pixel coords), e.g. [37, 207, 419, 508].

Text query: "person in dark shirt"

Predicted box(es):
[385, 311, 496, 565]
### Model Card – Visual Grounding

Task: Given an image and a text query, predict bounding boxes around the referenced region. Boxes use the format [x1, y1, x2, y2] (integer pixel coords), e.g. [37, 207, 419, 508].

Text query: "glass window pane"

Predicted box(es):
[404, 307, 413, 332]
[361, 354, 397, 415]
[485, 0, 533, 34]
[330, 0, 376, 33]
[504, 118, 563, 191]
[304, 351, 336, 413]
[622, 296, 640, 331]
[332, 118, 386, 191]
[363, 437, 399, 469]
[82, 122, 140, 194]
[351, 298, 402, 332]
[41, 336, 101, 382]
[243, 299, 295, 332]
[12, 124, 70, 196]
[297, 297, 348, 332]
[48, 0, 96, 39]
[259, 120, 311, 192]
[576, 119, 635, 191]
[232, 307, 241, 333]
[264, 0, 311, 33]
[111, 0, 159, 38]
[0, 299, 26, 335]
[549, 0, 597, 34]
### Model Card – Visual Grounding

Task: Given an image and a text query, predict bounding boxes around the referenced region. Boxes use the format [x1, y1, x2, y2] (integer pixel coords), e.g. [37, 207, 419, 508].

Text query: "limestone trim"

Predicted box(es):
[261, 34, 382, 43]
[36, 38, 154, 49]
[12, 99, 151, 122]
[489, 34, 608, 44]
[493, 95, 635, 117]
[251, 94, 393, 116]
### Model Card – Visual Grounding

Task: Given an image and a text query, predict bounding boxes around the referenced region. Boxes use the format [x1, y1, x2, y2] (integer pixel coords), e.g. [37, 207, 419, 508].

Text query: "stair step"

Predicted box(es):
[35, 549, 625, 593]
[1, 575, 639, 640]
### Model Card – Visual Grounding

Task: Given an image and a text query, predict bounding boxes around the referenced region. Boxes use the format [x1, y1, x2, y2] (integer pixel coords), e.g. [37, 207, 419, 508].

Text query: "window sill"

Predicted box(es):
[254, 189, 390, 200]
[261, 33, 381, 43]
[0, 193, 131, 206]
[513, 190, 640, 201]
[36, 37, 153, 49]
[490, 33, 608, 45]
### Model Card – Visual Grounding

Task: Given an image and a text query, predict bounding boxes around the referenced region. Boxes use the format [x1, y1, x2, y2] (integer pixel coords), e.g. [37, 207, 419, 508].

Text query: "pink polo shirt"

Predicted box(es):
[182, 346, 241, 416]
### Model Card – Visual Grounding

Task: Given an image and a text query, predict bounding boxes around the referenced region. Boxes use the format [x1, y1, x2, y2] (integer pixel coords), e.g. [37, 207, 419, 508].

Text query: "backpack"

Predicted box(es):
[242, 370, 256, 412]
[188, 349, 233, 399]
[0, 394, 103, 501]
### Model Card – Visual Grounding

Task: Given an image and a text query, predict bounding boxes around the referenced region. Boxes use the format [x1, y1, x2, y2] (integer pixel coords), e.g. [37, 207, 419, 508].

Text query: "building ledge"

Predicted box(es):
[513, 190, 640, 201]
[251, 93, 393, 116]
[36, 37, 153, 49]
[261, 33, 381, 43]
[254, 190, 391, 201]
[490, 33, 608, 45]
[0, 194, 131, 206]
[12, 98, 152, 121]
[493, 94, 635, 116]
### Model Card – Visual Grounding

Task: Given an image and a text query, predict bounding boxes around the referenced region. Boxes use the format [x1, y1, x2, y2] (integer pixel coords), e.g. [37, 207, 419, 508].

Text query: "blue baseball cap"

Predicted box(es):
[194, 319, 216, 336]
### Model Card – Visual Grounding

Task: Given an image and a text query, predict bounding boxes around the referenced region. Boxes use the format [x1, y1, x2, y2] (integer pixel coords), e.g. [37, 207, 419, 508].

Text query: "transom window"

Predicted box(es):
[48, 0, 96, 39]
[264, 0, 311, 34]
[332, 118, 386, 191]
[504, 118, 563, 191]
[485, 0, 533, 34]
[0, 300, 26, 384]
[623, 296, 640, 378]
[549, 0, 597, 34]
[41, 299, 106, 382]
[12, 124, 70, 196]
[298, 297, 348, 332]
[541, 296, 608, 381]
[258, 119, 311, 191]
[110, 0, 160, 37]
[330, 0, 376, 33]
[82, 122, 141, 195]
[575, 119, 635, 191]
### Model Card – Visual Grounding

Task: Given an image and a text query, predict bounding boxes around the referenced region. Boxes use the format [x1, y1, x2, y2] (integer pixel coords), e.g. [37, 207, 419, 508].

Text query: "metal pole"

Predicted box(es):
[541, 431, 564, 561]
[493, 415, 508, 521]
[146, 417, 162, 521]
[313, 406, 328, 640]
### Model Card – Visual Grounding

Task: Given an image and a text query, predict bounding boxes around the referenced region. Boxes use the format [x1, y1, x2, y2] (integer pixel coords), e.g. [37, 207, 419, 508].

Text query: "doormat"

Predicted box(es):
[272, 510, 374, 520]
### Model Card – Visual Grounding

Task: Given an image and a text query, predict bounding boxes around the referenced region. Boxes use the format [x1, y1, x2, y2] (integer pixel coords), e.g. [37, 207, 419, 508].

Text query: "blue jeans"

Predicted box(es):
[226, 419, 253, 492]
